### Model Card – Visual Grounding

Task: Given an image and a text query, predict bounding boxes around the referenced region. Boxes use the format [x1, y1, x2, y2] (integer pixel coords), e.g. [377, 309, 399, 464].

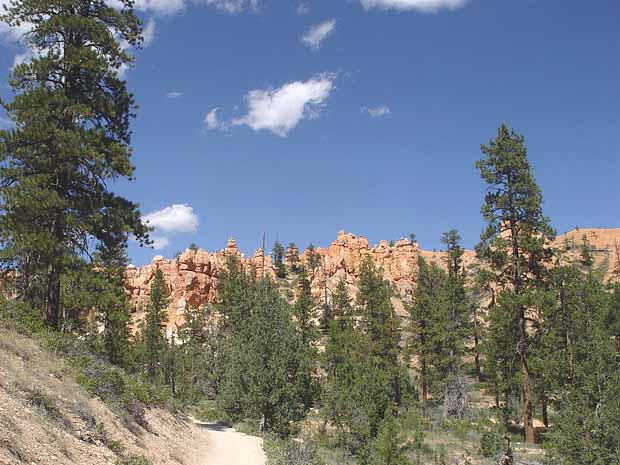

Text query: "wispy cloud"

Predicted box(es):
[361, 105, 391, 117]
[151, 236, 171, 250]
[166, 91, 184, 99]
[301, 19, 337, 50]
[142, 18, 156, 46]
[297, 2, 310, 15]
[360, 0, 468, 12]
[205, 73, 336, 137]
[202, 0, 259, 14]
[204, 108, 228, 131]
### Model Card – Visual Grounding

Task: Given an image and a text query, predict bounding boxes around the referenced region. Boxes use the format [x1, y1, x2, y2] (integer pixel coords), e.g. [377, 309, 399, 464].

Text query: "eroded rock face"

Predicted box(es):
[124, 237, 276, 335]
[125, 228, 620, 333]
[301, 231, 419, 314]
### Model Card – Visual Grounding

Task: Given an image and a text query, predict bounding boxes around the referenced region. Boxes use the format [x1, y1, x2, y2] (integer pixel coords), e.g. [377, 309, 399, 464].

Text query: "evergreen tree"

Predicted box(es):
[0, 0, 149, 329]
[144, 269, 169, 378]
[440, 229, 469, 419]
[545, 271, 620, 464]
[408, 256, 447, 404]
[177, 305, 222, 401]
[272, 241, 286, 278]
[218, 277, 311, 435]
[287, 242, 300, 272]
[322, 264, 408, 461]
[475, 124, 555, 442]
[306, 243, 322, 273]
[370, 409, 412, 465]
[292, 270, 320, 409]
[357, 257, 401, 386]
[579, 234, 594, 269]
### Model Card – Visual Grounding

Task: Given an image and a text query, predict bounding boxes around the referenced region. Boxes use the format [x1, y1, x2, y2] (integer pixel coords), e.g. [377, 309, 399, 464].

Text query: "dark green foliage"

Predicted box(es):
[306, 243, 322, 273]
[287, 242, 300, 272]
[579, 235, 594, 269]
[217, 276, 311, 435]
[176, 305, 223, 401]
[408, 256, 447, 403]
[475, 124, 555, 443]
[292, 270, 320, 409]
[142, 269, 168, 378]
[0, 0, 149, 330]
[322, 261, 409, 461]
[273, 241, 286, 278]
[370, 410, 412, 465]
[479, 431, 503, 458]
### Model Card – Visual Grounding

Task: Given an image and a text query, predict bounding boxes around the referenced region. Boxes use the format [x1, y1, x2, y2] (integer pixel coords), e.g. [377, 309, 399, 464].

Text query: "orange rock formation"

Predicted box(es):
[124, 228, 620, 334]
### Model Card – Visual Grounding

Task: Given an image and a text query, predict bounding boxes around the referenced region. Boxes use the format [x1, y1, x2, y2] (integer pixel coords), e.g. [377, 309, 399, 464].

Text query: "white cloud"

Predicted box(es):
[142, 18, 156, 46]
[361, 105, 391, 117]
[227, 73, 336, 137]
[360, 0, 468, 12]
[202, 0, 259, 14]
[166, 91, 183, 99]
[204, 108, 229, 131]
[143, 204, 199, 233]
[132, 0, 186, 15]
[297, 2, 310, 15]
[151, 236, 171, 250]
[301, 19, 337, 50]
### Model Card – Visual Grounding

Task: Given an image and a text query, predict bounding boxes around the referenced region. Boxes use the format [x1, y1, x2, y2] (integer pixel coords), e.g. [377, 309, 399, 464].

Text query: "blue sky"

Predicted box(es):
[1, 0, 619, 265]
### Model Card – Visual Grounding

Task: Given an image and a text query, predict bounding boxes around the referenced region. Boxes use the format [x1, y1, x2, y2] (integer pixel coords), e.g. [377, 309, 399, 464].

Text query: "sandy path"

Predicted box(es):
[193, 420, 266, 465]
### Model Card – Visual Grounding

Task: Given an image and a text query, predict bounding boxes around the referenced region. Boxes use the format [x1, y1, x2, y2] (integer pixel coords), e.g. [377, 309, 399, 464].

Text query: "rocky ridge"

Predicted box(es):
[124, 228, 620, 335]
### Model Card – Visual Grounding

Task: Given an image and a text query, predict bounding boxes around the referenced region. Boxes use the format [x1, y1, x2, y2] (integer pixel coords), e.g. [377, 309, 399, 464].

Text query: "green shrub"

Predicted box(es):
[0, 298, 45, 334]
[264, 436, 323, 465]
[479, 431, 503, 458]
[115, 455, 152, 465]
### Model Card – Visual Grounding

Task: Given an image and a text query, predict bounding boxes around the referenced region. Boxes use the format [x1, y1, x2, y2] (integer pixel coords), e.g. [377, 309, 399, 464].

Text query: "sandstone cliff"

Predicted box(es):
[125, 228, 620, 334]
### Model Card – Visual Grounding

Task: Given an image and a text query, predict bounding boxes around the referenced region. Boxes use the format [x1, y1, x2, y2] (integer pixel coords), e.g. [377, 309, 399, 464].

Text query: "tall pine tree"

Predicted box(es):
[475, 124, 555, 442]
[0, 0, 149, 329]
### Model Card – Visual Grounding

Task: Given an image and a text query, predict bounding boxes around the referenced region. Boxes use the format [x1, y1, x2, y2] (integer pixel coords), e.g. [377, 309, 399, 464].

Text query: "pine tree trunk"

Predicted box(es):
[474, 331, 482, 382]
[542, 397, 549, 429]
[421, 358, 429, 404]
[45, 264, 61, 330]
[519, 308, 535, 443]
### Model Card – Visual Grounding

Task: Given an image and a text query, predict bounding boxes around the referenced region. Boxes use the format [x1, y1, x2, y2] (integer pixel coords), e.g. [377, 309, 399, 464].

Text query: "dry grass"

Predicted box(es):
[0, 326, 207, 465]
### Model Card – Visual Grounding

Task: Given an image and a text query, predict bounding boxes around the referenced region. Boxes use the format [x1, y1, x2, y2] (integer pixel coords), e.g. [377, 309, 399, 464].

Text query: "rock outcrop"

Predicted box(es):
[125, 228, 620, 334]
[125, 237, 276, 335]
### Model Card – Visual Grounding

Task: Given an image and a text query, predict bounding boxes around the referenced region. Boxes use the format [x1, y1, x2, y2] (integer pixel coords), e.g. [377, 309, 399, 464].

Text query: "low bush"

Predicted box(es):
[264, 436, 324, 465]
[479, 431, 503, 458]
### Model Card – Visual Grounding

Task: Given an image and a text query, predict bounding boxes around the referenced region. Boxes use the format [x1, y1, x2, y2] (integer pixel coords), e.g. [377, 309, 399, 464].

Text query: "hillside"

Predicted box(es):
[125, 228, 620, 333]
[0, 327, 210, 465]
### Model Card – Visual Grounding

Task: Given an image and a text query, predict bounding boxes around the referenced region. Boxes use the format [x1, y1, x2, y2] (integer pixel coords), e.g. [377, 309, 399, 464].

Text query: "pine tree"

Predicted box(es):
[476, 124, 555, 442]
[292, 270, 320, 409]
[177, 305, 222, 400]
[218, 277, 311, 435]
[322, 266, 408, 460]
[144, 269, 169, 378]
[287, 242, 300, 272]
[272, 241, 286, 278]
[306, 243, 322, 273]
[440, 229, 468, 419]
[408, 256, 447, 404]
[0, 0, 149, 329]
[370, 408, 412, 465]
[579, 234, 594, 269]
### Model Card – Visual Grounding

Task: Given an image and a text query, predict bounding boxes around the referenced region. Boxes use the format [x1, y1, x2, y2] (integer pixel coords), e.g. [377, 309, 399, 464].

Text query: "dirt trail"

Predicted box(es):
[193, 421, 266, 465]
